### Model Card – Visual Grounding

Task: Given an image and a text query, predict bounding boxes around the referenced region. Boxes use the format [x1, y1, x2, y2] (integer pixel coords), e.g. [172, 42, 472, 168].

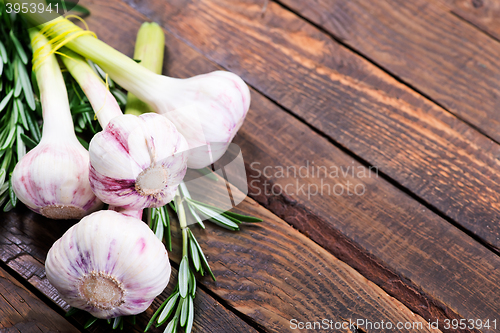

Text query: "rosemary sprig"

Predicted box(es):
[0, 4, 37, 212]
[148, 183, 262, 332]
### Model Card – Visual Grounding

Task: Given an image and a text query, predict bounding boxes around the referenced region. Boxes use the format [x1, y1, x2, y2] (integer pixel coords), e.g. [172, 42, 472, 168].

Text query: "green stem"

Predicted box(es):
[29, 28, 74, 140]
[175, 191, 189, 257]
[125, 22, 165, 116]
[59, 47, 122, 128]
[32, 16, 162, 103]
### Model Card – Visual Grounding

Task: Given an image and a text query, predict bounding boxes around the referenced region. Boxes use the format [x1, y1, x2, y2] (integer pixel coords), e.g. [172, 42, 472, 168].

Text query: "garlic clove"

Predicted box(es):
[89, 113, 189, 210]
[45, 210, 171, 319]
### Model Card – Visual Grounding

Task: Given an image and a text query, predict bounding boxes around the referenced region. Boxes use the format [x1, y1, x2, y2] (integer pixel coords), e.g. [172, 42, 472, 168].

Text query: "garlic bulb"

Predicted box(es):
[45, 210, 171, 319]
[60, 49, 189, 210]
[36, 17, 250, 169]
[152, 71, 250, 169]
[11, 30, 102, 220]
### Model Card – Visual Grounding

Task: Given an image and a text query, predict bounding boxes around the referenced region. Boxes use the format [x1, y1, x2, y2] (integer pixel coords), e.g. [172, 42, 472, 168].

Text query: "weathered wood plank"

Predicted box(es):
[87, 0, 500, 331]
[438, 0, 500, 41]
[275, 0, 500, 140]
[118, 0, 500, 252]
[1, 1, 444, 330]
[0, 208, 259, 333]
[0, 265, 80, 332]
[172, 172, 441, 333]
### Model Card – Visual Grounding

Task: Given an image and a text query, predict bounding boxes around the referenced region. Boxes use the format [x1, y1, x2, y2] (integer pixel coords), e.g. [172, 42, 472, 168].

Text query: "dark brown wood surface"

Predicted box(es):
[1, 0, 499, 332]
[0, 207, 259, 333]
[121, 0, 500, 254]
[0, 2, 446, 331]
[439, 0, 500, 41]
[90, 0, 500, 331]
[0, 265, 79, 332]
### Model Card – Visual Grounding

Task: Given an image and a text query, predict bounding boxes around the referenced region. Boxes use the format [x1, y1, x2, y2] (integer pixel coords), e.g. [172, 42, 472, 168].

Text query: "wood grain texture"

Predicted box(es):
[438, 0, 500, 41]
[98, 0, 500, 330]
[0, 265, 80, 332]
[276, 0, 500, 139]
[78, 0, 500, 332]
[0, 208, 258, 333]
[119, 0, 500, 253]
[55, 3, 443, 332]
[171, 174, 442, 333]
[77, 0, 500, 331]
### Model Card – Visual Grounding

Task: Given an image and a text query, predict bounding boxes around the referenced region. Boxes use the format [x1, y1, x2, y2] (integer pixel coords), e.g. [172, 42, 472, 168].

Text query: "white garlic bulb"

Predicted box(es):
[12, 30, 102, 220]
[45, 210, 171, 319]
[153, 71, 251, 169]
[89, 113, 189, 210]
[60, 49, 189, 210]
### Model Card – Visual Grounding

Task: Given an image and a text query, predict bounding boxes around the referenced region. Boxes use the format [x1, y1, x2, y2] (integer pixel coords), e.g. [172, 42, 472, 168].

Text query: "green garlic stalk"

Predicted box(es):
[124, 22, 165, 116]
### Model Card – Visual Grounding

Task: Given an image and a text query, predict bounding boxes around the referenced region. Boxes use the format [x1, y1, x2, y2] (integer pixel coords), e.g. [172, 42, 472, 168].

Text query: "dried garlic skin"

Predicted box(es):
[12, 140, 102, 219]
[89, 113, 189, 210]
[45, 210, 171, 319]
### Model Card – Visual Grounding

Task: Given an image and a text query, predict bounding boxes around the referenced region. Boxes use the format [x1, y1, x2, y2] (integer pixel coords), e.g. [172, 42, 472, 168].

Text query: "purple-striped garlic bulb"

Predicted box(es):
[11, 31, 102, 220]
[45, 210, 171, 319]
[60, 49, 189, 210]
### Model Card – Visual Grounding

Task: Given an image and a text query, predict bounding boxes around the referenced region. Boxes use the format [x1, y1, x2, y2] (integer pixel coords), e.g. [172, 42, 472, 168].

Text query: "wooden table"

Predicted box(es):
[2, 0, 500, 332]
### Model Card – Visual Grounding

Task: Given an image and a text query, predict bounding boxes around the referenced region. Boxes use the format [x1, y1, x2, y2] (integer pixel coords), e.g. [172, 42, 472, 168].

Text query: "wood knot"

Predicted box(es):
[472, 0, 483, 8]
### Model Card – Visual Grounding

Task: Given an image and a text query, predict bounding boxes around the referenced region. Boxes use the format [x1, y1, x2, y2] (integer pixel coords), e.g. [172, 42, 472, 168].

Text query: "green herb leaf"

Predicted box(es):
[164, 317, 178, 333]
[0, 181, 9, 198]
[0, 169, 6, 188]
[0, 40, 8, 64]
[20, 133, 37, 150]
[65, 307, 79, 317]
[188, 229, 216, 281]
[0, 90, 14, 113]
[169, 201, 177, 212]
[15, 99, 29, 131]
[8, 178, 17, 208]
[157, 292, 179, 326]
[76, 136, 89, 150]
[180, 295, 189, 327]
[193, 167, 219, 181]
[84, 317, 98, 329]
[179, 255, 189, 298]
[9, 30, 28, 65]
[0, 125, 16, 151]
[185, 296, 194, 333]
[189, 236, 201, 272]
[189, 270, 196, 298]
[16, 56, 35, 110]
[16, 125, 25, 161]
[194, 204, 239, 230]
[112, 317, 121, 329]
